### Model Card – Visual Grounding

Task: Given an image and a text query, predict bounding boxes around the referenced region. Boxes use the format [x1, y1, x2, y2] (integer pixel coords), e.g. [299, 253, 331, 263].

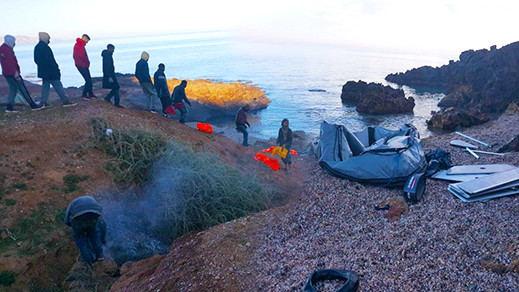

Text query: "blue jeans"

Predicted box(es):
[41, 79, 69, 104]
[236, 124, 249, 146]
[71, 216, 104, 265]
[4, 76, 18, 109]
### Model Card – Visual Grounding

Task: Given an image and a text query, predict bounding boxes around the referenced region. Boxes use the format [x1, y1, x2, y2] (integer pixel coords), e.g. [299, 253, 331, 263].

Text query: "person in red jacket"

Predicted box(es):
[0, 35, 43, 112]
[73, 34, 95, 99]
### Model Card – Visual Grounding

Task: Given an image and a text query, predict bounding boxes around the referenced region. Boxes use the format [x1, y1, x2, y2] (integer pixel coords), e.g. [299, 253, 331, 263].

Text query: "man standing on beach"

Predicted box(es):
[135, 51, 159, 112]
[101, 44, 122, 108]
[0, 35, 43, 112]
[153, 63, 171, 113]
[235, 104, 251, 146]
[34, 32, 76, 108]
[171, 80, 191, 123]
[73, 34, 95, 99]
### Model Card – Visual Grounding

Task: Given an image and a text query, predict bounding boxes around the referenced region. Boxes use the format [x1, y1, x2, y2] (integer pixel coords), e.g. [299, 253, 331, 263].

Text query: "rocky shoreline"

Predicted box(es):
[386, 41, 519, 130]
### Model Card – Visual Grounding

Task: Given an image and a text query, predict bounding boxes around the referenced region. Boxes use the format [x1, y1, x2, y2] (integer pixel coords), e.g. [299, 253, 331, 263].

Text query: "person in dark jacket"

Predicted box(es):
[102, 44, 122, 108]
[171, 80, 191, 123]
[33, 32, 76, 108]
[235, 104, 251, 146]
[135, 51, 158, 112]
[73, 34, 95, 99]
[277, 118, 293, 173]
[0, 35, 43, 112]
[153, 63, 171, 113]
[64, 196, 105, 266]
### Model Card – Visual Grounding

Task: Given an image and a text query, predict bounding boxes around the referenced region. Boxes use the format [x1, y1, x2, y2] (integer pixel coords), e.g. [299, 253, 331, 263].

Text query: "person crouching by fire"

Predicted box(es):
[64, 196, 106, 266]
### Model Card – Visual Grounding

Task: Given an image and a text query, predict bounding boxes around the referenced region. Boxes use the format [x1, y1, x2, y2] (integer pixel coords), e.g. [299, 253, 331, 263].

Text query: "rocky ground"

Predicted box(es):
[386, 41, 519, 130]
[113, 113, 519, 291]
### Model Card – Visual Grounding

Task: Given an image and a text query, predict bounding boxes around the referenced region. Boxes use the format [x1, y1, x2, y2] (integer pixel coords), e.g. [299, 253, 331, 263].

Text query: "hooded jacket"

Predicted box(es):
[63, 196, 102, 226]
[34, 41, 61, 80]
[0, 42, 20, 77]
[135, 59, 152, 83]
[102, 49, 119, 89]
[73, 38, 90, 68]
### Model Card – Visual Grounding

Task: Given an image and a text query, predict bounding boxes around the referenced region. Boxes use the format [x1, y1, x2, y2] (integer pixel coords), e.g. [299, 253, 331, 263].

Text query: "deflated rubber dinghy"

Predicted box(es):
[318, 122, 426, 186]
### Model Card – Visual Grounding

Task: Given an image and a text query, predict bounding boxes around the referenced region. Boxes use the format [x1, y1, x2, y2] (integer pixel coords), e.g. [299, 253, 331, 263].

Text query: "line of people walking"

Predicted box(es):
[1, 32, 192, 122]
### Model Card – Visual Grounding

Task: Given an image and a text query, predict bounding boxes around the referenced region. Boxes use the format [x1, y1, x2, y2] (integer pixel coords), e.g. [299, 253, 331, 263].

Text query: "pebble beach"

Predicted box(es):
[251, 114, 519, 291]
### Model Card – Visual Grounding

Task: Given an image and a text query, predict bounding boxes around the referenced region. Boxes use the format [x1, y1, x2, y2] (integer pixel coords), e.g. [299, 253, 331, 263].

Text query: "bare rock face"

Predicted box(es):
[386, 41, 519, 129]
[341, 80, 415, 114]
[426, 107, 489, 131]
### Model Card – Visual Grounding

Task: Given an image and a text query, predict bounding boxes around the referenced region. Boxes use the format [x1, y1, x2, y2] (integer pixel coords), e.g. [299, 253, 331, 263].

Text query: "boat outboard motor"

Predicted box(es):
[404, 172, 426, 203]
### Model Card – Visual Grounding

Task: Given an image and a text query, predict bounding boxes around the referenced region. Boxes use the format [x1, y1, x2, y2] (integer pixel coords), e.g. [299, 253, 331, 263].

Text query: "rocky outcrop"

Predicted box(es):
[426, 107, 489, 131]
[88, 75, 269, 123]
[386, 41, 519, 129]
[341, 80, 415, 114]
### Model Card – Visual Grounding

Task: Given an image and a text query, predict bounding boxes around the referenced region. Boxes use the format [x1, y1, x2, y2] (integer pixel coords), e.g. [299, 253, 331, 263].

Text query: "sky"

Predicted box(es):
[0, 0, 518, 53]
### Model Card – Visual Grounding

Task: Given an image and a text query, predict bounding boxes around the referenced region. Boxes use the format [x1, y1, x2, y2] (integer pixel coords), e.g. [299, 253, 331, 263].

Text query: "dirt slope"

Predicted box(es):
[0, 79, 307, 290]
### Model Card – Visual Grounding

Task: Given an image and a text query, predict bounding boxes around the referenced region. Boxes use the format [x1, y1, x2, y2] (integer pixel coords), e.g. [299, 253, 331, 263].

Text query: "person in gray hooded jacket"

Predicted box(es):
[64, 196, 104, 266]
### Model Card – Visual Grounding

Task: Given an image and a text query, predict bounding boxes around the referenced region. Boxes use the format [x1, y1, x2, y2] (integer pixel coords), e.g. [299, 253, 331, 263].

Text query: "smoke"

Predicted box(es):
[97, 142, 273, 265]
[98, 145, 190, 265]
[98, 189, 171, 265]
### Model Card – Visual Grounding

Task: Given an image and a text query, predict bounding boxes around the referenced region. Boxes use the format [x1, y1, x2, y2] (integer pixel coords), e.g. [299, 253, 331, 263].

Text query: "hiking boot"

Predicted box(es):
[31, 104, 45, 111]
[89, 94, 97, 98]
[80, 95, 91, 100]
[62, 101, 77, 107]
[114, 104, 124, 108]
[104, 97, 112, 104]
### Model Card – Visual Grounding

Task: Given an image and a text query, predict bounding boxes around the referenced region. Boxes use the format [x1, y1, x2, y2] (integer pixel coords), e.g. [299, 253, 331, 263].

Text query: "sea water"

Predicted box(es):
[13, 31, 454, 138]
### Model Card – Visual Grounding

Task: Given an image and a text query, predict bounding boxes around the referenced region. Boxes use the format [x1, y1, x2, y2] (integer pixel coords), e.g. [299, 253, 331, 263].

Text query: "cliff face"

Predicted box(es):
[386, 42, 519, 117]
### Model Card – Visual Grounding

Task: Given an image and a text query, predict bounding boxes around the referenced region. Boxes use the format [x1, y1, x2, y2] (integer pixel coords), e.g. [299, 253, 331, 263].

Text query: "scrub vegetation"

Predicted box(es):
[91, 118, 277, 247]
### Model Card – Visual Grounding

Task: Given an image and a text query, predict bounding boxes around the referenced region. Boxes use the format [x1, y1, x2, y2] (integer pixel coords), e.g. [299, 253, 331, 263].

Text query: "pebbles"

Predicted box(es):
[249, 115, 519, 291]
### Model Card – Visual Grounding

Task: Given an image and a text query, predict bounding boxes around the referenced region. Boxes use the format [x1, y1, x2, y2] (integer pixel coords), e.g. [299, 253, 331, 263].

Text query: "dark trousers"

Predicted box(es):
[105, 88, 120, 106]
[77, 67, 93, 96]
[71, 216, 104, 265]
[236, 124, 249, 146]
